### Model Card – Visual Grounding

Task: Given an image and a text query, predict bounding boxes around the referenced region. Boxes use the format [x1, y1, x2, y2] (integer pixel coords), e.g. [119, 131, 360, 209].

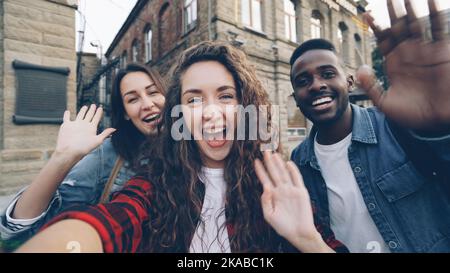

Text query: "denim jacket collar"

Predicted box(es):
[298, 104, 378, 168]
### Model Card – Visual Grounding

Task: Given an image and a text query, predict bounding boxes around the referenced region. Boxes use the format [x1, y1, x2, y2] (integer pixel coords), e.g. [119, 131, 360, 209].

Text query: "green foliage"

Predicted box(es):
[372, 47, 390, 90]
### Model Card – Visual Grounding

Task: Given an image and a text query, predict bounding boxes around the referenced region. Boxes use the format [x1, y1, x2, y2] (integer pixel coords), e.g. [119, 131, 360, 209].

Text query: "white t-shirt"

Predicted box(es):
[189, 167, 231, 253]
[314, 133, 390, 253]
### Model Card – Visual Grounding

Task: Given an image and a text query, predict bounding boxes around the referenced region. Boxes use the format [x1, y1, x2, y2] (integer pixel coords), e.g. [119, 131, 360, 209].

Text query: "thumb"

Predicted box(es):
[356, 65, 387, 110]
[98, 128, 117, 141]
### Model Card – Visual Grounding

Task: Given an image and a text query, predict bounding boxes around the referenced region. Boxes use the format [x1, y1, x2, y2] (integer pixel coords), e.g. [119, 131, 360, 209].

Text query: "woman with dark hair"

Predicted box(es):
[0, 63, 166, 248]
[16, 42, 345, 253]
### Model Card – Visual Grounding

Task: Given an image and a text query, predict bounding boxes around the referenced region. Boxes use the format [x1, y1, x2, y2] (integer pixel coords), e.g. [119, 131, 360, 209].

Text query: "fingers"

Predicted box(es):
[255, 159, 275, 188]
[387, 0, 401, 26]
[63, 110, 71, 123]
[98, 128, 116, 142]
[387, 0, 410, 44]
[92, 106, 104, 127]
[286, 161, 305, 188]
[356, 65, 388, 111]
[84, 104, 97, 122]
[76, 105, 88, 121]
[272, 153, 292, 186]
[428, 0, 446, 41]
[404, 0, 417, 21]
[75, 105, 102, 123]
[363, 12, 383, 38]
[364, 12, 397, 56]
[404, 0, 423, 39]
[263, 151, 282, 187]
[263, 151, 292, 187]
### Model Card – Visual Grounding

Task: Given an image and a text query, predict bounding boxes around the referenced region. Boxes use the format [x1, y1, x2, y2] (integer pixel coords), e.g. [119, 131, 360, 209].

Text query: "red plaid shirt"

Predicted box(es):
[43, 177, 348, 253]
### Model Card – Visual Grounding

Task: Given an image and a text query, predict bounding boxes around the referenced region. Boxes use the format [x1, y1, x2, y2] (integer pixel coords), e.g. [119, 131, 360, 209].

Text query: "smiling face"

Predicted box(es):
[291, 49, 352, 125]
[120, 71, 165, 135]
[181, 61, 238, 168]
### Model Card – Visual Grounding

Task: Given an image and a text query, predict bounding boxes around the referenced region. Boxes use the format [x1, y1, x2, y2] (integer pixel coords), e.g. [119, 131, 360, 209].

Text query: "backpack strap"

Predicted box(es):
[99, 156, 124, 203]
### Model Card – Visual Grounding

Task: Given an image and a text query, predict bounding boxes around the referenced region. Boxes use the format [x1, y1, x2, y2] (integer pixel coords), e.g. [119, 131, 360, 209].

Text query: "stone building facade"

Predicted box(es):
[105, 0, 373, 153]
[0, 0, 77, 195]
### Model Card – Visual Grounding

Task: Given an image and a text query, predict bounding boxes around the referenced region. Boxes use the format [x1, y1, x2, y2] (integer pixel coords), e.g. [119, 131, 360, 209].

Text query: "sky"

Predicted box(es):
[76, 0, 450, 55]
[76, 0, 137, 55]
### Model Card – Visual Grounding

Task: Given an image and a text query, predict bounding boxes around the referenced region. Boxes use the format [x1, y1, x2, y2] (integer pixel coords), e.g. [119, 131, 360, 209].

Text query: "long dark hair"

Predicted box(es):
[110, 63, 167, 163]
[140, 42, 281, 252]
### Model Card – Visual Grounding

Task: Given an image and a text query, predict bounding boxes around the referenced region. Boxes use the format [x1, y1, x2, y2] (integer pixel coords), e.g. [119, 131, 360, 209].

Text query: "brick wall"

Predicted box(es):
[0, 0, 4, 151]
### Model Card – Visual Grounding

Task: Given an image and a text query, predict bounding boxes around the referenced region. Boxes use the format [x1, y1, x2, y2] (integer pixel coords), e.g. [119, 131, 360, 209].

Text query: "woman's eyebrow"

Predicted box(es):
[182, 89, 202, 97]
[122, 90, 137, 98]
[217, 85, 236, 92]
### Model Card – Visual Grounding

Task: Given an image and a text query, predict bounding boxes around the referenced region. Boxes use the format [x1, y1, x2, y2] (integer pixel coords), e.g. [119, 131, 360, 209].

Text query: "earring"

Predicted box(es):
[124, 115, 130, 121]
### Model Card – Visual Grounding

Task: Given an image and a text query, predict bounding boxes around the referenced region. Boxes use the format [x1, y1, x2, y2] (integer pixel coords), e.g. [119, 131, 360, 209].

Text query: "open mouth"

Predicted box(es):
[203, 127, 227, 140]
[311, 96, 334, 110]
[201, 126, 229, 148]
[142, 113, 161, 124]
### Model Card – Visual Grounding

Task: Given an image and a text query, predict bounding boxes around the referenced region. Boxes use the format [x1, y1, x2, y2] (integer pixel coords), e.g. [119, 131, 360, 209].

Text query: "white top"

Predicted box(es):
[189, 167, 231, 253]
[314, 133, 390, 253]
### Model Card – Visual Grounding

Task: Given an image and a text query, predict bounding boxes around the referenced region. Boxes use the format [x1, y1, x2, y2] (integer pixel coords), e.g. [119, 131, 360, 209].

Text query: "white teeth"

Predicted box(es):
[204, 127, 225, 134]
[143, 114, 159, 122]
[312, 97, 332, 106]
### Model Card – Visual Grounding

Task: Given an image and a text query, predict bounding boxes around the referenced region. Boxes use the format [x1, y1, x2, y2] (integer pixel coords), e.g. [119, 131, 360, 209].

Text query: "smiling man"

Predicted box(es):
[289, 0, 450, 253]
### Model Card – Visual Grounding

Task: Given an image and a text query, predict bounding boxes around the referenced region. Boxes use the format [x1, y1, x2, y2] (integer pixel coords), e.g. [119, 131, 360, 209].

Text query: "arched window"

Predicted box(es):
[184, 0, 197, 32]
[354, 33, 363, 67]
[121, 50, 127, 68]
[284, 0, 296, 42]
[311, 10, 323, 39]
[145, 25, 152, 62]
[131, 39, 139, 62]
[338, 22, 349, 64]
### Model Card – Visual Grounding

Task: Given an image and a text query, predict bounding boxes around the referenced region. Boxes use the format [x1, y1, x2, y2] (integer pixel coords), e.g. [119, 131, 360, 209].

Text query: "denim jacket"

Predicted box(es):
[0, 138, 135, 244]
[291, 104, 450, 253]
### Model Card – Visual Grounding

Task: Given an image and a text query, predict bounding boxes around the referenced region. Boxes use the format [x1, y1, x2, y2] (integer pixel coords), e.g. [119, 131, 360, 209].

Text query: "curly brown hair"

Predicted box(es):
[139, 41, 282, 252]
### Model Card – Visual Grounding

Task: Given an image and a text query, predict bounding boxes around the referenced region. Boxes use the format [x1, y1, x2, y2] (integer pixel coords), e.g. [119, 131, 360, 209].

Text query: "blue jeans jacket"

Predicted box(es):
[0, 138, 135, 244]
[291, 104, 450, 253]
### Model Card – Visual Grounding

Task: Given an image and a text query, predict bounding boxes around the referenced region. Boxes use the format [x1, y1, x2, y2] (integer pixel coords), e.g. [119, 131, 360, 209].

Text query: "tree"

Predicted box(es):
[372, 47, 390, 90]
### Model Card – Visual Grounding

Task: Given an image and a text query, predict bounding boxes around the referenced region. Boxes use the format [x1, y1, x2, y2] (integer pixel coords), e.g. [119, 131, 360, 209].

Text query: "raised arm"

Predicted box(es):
[14, 178, 152, 253]
[357, 0, 450, 135]
[13, 105, 116, 219]
[254, 151, 335, 253]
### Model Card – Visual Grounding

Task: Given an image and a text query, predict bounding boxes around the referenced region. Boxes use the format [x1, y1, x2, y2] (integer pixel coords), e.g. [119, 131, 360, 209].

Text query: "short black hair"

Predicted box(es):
[289, 39, 336, 66]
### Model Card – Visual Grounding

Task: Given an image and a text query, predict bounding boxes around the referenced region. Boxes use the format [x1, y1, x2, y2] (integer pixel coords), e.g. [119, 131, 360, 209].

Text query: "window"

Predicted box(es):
[338, 22, 349, 64]
[354, 33, 363, 67]
[284, 0, 296, 42]
[131, 40, 139, 62]
[242, 0, 262, 31]
[184, 0, 197, 32]
[12, 60, 69, 125]
[311, 10, 322, 39]
[159, 3, 170, 56]
[121, 51, 127, 68]
[145, 27, 152, 62]
[337, 28, 343, 44]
